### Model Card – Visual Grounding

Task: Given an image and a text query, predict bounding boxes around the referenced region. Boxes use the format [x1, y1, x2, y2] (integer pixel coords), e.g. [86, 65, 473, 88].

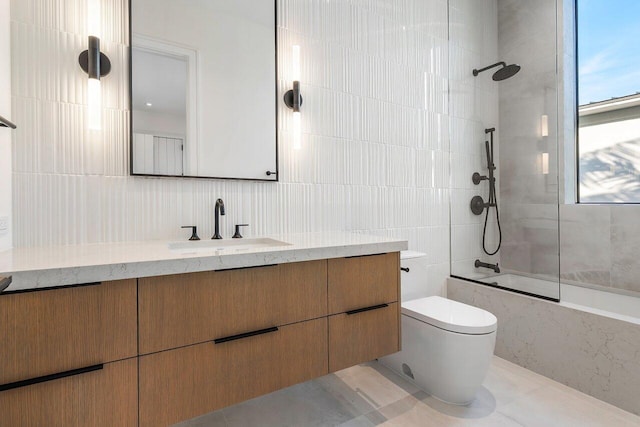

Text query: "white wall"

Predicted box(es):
[133, 109, 185, 139]
[0, 0, 12, 251]
[10, 0, 452, 293]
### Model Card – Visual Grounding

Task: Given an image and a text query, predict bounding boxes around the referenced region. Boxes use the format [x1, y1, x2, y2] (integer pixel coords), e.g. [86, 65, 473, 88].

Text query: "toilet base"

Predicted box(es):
[380, 313, 496, 405]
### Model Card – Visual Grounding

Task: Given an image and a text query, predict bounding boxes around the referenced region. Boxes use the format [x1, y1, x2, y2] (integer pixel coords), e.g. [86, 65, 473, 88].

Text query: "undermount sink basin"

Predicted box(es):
[168, 238, 291, 254]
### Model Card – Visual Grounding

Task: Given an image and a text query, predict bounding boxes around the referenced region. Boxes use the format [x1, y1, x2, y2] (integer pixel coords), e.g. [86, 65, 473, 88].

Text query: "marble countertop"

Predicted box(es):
[0, 232, 408, 292]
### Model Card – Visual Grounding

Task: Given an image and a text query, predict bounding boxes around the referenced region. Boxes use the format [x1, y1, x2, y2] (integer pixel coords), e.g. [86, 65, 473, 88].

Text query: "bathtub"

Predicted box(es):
[489, 273, 640, 324]
[447, 275, 640, 416]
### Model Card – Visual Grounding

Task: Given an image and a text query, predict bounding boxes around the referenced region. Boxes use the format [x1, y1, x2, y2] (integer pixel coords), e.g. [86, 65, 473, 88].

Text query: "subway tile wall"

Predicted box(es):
[11, 0, 451, 291]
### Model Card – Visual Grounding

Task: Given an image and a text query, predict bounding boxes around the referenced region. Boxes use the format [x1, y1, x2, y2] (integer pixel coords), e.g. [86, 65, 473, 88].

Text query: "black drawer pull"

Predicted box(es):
[215, 264, 278, 272]
[345, 253, 386, 259]
[214, 326, 279, 344]
[401, 267, 410, 273]
[346, 303, 389, 316]
[0, 281, 102, 296]
[0, 364, 103, 393]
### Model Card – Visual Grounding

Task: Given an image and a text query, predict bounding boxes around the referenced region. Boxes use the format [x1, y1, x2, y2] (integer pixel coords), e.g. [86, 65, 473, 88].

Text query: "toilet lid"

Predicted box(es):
[402, 296, 497, 335]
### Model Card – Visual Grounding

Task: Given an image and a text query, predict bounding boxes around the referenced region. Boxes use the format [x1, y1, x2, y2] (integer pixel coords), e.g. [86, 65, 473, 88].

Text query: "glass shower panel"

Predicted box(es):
[449, 0, 560, 301]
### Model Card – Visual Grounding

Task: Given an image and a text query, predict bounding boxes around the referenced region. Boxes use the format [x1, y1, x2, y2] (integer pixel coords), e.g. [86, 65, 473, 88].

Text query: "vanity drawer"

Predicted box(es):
[328, 252, 399, 315]
[329, 302, 400, 372]
[0, 279, 137, 385]
[139, 317, 328, 427]
[0, 358, 137, 427]
[139, 260, 327, 354]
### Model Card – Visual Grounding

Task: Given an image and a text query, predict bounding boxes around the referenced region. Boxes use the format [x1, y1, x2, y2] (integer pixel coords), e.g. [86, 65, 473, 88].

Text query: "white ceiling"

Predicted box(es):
[132, 49, 187, 116]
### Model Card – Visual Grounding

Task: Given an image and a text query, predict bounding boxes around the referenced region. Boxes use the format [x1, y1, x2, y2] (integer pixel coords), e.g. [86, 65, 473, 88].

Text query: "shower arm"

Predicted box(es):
[473, 62, 506, 76]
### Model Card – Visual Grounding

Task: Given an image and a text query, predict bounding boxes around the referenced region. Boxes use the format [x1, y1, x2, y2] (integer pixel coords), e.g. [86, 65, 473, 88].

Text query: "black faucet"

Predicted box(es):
[212, 198, 225, 239]
[475, 259, 500, 274]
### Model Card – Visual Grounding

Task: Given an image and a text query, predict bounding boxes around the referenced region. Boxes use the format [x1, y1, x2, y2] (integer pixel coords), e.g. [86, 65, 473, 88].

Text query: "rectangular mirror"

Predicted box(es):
[130, 0, 278, 181]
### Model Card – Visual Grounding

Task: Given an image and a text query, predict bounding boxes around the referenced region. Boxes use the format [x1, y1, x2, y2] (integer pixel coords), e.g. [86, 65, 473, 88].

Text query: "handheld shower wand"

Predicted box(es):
[471, 128, 502, 256]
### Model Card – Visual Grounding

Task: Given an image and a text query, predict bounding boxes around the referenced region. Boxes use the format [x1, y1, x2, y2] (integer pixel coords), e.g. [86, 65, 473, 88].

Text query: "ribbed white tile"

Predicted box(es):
[12, 0, 454, 278]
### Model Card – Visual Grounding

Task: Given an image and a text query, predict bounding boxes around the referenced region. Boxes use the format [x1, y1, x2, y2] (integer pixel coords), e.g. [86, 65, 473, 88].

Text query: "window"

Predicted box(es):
[577, 0, 640, 203]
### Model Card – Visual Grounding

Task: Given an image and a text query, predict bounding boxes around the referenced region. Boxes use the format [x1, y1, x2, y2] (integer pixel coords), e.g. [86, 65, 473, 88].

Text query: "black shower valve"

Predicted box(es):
[472, 172, 489, 185]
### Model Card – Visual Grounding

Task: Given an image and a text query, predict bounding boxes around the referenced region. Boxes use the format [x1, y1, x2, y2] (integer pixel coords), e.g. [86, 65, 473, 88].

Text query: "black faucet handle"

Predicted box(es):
[233, 224, 249, 239]
[181, 226, 200, 241]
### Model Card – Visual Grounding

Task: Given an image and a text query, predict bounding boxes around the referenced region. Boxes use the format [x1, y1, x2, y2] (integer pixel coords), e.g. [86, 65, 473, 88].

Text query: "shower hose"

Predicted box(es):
[483, 134, 502, 256]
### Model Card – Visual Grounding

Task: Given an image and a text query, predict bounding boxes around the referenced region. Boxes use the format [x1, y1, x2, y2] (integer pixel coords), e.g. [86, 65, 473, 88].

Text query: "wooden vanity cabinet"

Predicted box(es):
[0, 359, 138, 427]
[0, 279, 137, 385]
[327, 253, 401, 372]
[329, 303, 399, 372]
[139, 318, 328, 427]
[0, 280, 138, 427]
[1, 252, 400, 427]
[328, 253, 400, 314]
[138, 260, 330, 426]
[138, 260, 328, 354]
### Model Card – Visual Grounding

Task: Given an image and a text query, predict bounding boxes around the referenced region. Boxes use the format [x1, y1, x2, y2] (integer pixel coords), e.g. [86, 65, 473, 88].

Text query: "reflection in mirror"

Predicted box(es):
[130, 0, 277, 180]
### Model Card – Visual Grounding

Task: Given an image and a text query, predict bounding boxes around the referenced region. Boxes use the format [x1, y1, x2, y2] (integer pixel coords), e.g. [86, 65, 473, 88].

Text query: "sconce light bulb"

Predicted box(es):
[293, 111, 301, 150]
[88, 78, 102, 131]
[87, 0, 101, 38]
[292, 45, 301, 82]
[541, 114, 549, 137]
[541, 152, 549, 175]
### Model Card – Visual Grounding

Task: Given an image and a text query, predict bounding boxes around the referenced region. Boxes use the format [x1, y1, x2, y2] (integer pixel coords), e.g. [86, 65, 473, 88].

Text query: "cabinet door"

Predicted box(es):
[328, 253, 399, 315]
[139, 260, 327, 354]
[139, 318, 328, 427]
[0, 358, 137, 427]
[329, 302, 399, 373]
[0, 280, 137, 385]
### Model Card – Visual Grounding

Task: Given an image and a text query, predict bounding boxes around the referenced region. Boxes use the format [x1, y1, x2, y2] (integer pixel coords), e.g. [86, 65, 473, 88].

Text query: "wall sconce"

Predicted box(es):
[541, 114, 549, 137]
[78, 0, 111, 131]
[541, 152, 549, 175]
[0, 115, 16, 129]
[284, 45, 302, 150]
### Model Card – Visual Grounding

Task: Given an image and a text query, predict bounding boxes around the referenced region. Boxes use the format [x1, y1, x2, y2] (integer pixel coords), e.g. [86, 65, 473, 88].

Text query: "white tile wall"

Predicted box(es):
[0, 0, 11, 250]
[449, 0, 501, 278]
[10, 0, 452, 290]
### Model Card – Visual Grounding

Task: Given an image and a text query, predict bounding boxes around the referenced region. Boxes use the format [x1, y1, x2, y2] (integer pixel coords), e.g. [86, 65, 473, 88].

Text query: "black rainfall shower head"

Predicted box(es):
[473, 62, 521, 81]
[492, 64, 521, 81]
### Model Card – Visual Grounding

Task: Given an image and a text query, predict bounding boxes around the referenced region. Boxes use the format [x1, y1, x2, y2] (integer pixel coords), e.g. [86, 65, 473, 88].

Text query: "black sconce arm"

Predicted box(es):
[0, 114, 16, 129]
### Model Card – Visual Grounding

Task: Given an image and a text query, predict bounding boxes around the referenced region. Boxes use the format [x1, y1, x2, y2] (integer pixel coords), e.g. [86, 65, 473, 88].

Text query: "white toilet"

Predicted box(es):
[380, 251, 497, 405]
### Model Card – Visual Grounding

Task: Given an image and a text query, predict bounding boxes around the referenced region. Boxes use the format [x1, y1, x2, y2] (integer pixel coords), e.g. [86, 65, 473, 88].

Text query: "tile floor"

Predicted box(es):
[177, 357, 640, 427]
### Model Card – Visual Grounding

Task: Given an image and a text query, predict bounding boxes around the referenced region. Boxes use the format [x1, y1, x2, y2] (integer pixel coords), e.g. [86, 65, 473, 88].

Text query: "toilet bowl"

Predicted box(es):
[380, 252, 497, 405]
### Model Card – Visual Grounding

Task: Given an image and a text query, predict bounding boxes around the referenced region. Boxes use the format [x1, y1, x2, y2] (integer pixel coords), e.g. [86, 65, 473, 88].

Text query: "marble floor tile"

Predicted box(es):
[176, 357, 640, 427]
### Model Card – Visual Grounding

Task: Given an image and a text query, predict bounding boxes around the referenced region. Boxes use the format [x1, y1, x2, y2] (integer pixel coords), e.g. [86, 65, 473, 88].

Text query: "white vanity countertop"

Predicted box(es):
[0, 232, 408, 292]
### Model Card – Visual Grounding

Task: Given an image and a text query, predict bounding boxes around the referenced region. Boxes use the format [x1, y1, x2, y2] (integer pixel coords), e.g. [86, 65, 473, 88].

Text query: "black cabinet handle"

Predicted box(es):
[346, 303, 389, 316]
[214, 326, 279, 344]
[401, 267, 410, 273]
[215, 264, 278, 272]
[0, 281, 102, 296]
[266, 171, 277, 176]
[345, 253, 386, 259]
[0, 364, 103, 393]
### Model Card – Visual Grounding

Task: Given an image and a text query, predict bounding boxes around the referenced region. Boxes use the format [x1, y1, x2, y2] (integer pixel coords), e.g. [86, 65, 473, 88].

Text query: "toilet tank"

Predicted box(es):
[400, 251, 431, 302]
